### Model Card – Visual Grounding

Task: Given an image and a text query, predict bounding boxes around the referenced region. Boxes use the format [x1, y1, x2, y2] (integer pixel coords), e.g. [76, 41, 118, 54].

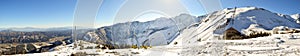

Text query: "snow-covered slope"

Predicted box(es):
[291, 14, 300, 23]
[170, 7, 300, 46]
[83, 7, 300, 49]
[83, 14, 203, 48]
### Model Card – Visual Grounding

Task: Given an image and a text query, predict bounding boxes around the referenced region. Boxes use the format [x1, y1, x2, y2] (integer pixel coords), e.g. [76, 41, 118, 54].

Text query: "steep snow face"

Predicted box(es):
[83, 14, 202, 48]
[291, 14, 300, 23]
[170, 7, 300, 46]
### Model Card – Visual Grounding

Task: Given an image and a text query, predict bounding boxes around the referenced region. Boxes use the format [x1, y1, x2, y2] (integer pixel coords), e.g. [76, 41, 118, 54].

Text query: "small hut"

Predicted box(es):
[223, 27, 243, 40]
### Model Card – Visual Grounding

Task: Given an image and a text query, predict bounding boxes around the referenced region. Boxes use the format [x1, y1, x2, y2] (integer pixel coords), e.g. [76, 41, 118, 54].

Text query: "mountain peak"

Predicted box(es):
[222, 7, 266, 16]
[200, 6, 300, 35]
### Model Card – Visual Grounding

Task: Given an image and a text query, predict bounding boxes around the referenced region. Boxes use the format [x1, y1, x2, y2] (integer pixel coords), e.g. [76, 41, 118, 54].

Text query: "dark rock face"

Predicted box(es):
[63, 37, 73, 45]
[51, 41, 63, 46]
[15, 44, 27, 54]
[26, 44, 37, 53]
[4, 47, 16, 55]
[223, 27, 243, 40]
[14, 44, 38, 54]
[37, 41, 64, 52]
[38, 46, 51, 52]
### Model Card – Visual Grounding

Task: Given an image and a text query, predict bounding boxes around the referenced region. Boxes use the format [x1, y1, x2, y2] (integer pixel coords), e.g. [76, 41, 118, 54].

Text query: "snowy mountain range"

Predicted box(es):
[170, 7, 300, 46]
[82, 14, 203, 48]
[82, 7, 300, 48]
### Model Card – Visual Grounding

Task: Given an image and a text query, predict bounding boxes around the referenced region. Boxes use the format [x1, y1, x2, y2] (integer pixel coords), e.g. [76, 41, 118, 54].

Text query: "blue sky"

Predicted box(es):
[0, 0, 300, 28]
[0, 0, 77, 28]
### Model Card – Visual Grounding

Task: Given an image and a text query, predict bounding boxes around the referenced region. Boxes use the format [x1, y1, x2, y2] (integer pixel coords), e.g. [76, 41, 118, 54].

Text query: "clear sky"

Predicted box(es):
[0, 0, 300, 28]
[0, 0, 77, 28]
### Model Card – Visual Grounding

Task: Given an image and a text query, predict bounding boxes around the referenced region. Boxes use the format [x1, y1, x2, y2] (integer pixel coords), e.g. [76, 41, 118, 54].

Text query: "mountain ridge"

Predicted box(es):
[170, 6, 300, 46]
[79, 6, 300, 48]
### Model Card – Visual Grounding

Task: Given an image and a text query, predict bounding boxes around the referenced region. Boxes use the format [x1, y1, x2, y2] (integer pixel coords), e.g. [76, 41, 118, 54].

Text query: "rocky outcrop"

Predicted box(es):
[1, 44, 38, 55]
[15, 44, 27, 54]
[26, 44, 37, 53]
